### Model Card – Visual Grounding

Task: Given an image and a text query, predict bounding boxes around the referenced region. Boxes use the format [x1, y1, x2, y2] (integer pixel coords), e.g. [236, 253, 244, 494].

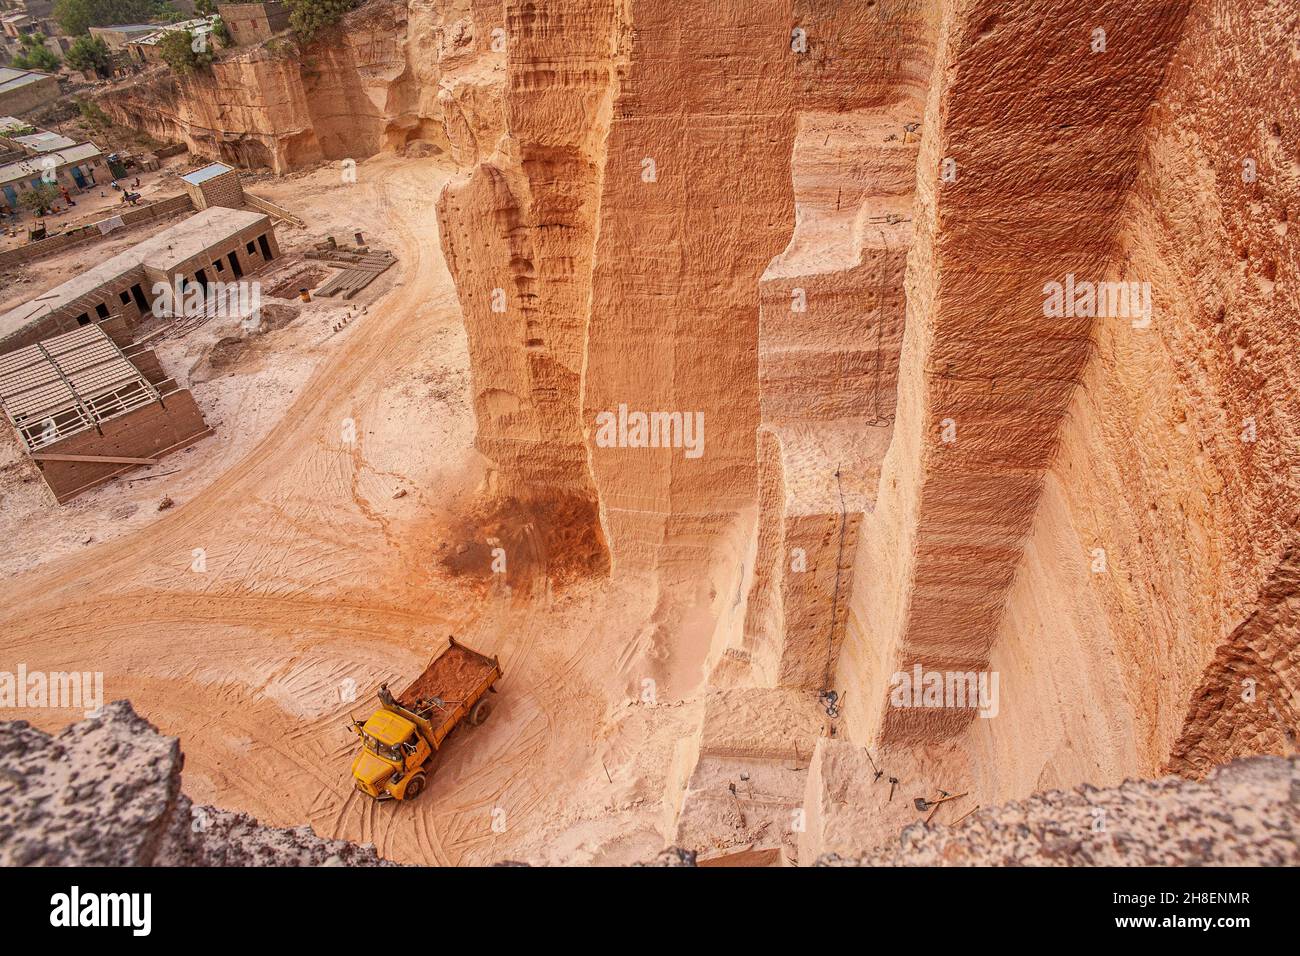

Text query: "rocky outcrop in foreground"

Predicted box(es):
[0, 701, 390, 867]
[823, 756, 1300, 867]
[2, 703, 1294, 866]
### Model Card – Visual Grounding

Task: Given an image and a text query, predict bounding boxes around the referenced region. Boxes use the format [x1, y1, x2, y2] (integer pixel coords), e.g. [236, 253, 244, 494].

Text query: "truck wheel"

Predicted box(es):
[403, 772, 427, 800]
[469, 698, 492, 726]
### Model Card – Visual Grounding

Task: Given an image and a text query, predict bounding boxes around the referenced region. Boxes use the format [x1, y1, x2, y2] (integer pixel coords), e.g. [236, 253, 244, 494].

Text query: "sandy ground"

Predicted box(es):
[0, 155, 698, 865]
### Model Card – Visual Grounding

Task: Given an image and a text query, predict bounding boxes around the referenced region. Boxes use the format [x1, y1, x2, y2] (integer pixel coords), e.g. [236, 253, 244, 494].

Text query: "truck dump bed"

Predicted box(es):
[398, 638, 501, 747]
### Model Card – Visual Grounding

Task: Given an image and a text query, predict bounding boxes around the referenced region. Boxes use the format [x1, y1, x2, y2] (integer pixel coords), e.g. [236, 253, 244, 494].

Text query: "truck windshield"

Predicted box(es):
[363, 735, 402, 762]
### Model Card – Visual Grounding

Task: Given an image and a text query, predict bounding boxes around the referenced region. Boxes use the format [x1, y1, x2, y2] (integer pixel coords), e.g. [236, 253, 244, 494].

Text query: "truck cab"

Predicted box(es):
[348, 638, 502, 802]
[350, 708, 432, 800]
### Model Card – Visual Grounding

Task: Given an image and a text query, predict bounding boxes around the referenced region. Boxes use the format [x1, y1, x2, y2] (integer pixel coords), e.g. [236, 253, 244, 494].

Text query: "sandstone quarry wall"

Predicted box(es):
[735, 0, 941, 691]
[436, 0, 615, 509]
[790, 0, 1300, 857]
[435, 0, 1298, 778]
[836, 0, 1194, 751]
[971, 0, 1300, 798]
[580, 1, 797, 578]
[98, 0, 489, 173]
[437, 3, 942, 690]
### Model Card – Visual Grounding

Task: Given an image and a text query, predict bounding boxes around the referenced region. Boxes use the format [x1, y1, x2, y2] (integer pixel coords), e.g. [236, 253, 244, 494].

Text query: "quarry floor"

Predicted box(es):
[0, 156, 704, 865]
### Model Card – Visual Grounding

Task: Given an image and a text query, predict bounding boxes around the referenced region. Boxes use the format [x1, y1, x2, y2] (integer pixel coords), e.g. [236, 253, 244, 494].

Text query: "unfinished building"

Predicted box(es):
[181, 162, 245, 210]
[0, 323, 210, 502]
[0, 206, 280, 352]
[126, 17, 220, 65]
[216, 2, 289, 46]
[86, 23, 158, 52]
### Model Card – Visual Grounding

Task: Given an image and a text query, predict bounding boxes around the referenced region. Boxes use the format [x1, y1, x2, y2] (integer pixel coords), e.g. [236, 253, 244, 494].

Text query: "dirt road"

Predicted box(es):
[0, 157, 681, 865]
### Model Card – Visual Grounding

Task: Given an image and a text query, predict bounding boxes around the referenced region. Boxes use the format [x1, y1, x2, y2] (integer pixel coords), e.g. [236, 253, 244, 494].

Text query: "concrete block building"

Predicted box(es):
[42, 33, 71, 57]
[0, 141, 106, 211]
[181, 162, 245, 210]
[0, 12, 35, 40]
[0, 323, 211, 502]
[126, 16, 219, 65]
[0, 66, 58, 116]
[216, 2, 289, 46]
[88, 23, 158, 51]
[0, 206, 280, 352]
[5, 128, 76, 152]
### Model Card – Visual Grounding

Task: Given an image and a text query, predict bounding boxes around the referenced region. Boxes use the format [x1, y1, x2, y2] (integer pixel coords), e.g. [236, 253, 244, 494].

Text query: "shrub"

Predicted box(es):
[78, 98, 111, 126]
[158, 29, 214, 75]
[65, 35, 113, 77]
[53, 0, 158, 37]
[12, 35, 62, 72]
[285, 0, 360, 46]
[20, 183, 62, 216]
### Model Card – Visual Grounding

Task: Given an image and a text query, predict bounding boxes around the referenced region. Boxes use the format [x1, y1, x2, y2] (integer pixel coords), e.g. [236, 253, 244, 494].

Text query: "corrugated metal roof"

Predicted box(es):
[0, 67, 55, 94]
[13, 131, 78, 152]
[181, 162, 233, 185]
[90, 23, 159, 33]
[132, 16, 218, 46]
[0, 142, 104, 186]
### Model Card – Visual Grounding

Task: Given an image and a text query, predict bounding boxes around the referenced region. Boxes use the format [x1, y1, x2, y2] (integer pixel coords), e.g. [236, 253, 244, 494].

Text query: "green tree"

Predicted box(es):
[211, 16, 231, 48]
[19, 183, 62, 216]
[78, 98, 111, 127]
[12, 35, 62, 72]
[53, 0, 159, 37]
[285, 0, 360, 45]
[155, 3, 188, 23]
[194, 0, 216, 14]
[157, 28, 213, 75]
[65, 35, 113, 77]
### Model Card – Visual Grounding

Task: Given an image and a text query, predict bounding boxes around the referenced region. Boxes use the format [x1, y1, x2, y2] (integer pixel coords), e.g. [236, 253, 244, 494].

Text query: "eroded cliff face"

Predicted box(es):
[99, 0, 502, 173]
[437, 1, 617, 506]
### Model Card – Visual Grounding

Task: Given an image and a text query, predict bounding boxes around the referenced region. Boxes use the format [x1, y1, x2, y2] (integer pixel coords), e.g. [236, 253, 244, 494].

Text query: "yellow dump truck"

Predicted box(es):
[349, 637, 502, 800]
